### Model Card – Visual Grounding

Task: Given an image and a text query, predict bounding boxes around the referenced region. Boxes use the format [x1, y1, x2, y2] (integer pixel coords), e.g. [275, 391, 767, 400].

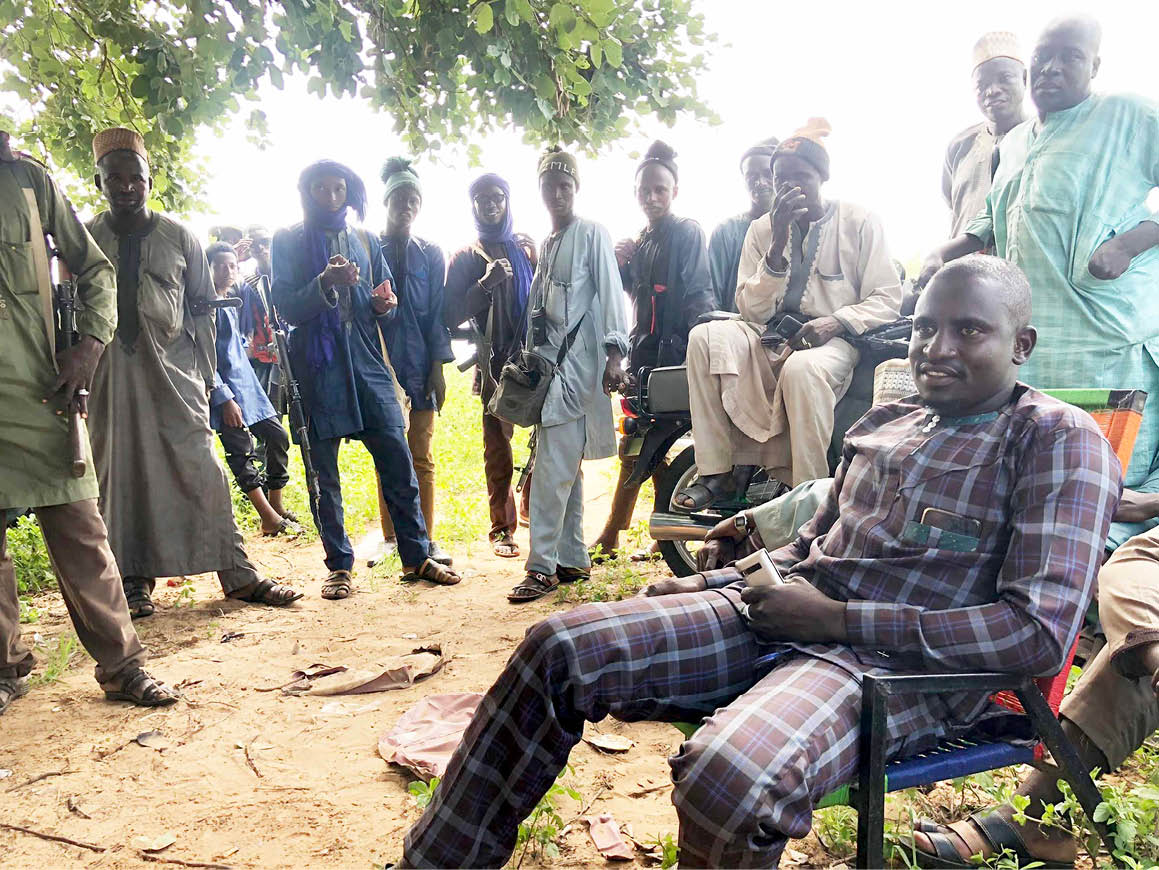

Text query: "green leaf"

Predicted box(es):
[503, 0, 519, 27]
[590, 41, 602, 68]
[603, 38, 622, 67]
[269, 65, 284, 88]
[474, 2, 493, 33]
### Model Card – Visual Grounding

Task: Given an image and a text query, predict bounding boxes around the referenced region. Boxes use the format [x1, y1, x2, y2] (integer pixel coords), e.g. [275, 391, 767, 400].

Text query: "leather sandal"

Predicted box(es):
[233, 578, 304, 606]
[102, 667, 180, 707]
[556, 566, 591, 584]
[508, 571, 558, 602]
[122, 577, 155, 620]
[913, 811, 1074, 869]
[0, 676, 29, 716]
[321, 570, 353, 600]
[401, 558, 461, 586]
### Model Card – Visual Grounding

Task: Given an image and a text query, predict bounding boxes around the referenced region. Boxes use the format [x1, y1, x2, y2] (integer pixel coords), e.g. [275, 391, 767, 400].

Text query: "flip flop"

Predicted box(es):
[321, 570, 353, 600]
[401, 558, 461, 586]
[913, 812, 1074, 869]
[102, 667, 180, 707]
[673, 481, 718, 511]
[508, 571, 558, 602]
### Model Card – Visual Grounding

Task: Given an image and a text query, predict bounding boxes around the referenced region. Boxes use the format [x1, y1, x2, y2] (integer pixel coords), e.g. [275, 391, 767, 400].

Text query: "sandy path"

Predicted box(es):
[1, 460, 833, 869]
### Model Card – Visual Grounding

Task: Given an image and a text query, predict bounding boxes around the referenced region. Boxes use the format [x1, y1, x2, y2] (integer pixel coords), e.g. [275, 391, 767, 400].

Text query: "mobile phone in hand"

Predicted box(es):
[774, 315, 804, 342]
[736, 549, 785, 587]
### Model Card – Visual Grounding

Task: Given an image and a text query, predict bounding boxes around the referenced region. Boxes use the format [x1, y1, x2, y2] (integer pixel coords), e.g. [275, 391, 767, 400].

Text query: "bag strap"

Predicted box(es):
[554, 310, 586, 367]
[7, 162, 57, 371]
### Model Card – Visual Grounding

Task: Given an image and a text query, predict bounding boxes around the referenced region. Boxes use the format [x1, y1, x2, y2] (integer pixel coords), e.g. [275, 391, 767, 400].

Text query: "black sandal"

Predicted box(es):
[102, 667, 180, 707]
[234, 578, 304, 606]
[0, 676, 29, 716]
[507, 571, 558, 602]
[913, 811, 1075, 869]
[321, 570, 353, 600]
[122, 577, 155, 620]
[401, 558, 461, 586]
[556, 566, 591, 584]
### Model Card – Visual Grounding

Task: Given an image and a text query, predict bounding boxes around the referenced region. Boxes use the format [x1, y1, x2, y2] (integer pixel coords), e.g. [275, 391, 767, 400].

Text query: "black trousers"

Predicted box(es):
[218, 416, 290, 494]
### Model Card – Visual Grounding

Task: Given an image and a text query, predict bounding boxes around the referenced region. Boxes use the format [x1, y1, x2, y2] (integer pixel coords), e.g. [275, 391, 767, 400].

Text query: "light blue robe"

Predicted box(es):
[966, 94, 1159, 541]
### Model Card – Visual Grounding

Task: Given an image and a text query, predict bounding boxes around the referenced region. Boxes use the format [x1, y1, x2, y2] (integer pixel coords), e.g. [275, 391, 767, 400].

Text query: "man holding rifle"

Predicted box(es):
[85, 127, 302, 619]
[0, 126, 176, 714]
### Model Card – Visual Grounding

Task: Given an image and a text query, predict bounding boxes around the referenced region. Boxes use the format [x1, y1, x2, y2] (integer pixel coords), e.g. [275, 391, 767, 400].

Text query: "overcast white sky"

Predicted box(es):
[190, 0, 1158, 265]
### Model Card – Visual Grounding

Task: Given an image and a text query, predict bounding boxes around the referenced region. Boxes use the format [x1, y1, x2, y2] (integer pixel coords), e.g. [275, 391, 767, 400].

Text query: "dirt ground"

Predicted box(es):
[0, 459, 836, 870]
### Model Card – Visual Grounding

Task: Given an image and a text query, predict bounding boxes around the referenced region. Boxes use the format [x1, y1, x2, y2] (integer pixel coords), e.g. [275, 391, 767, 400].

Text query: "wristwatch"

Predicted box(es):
[733, 512, 749, 535]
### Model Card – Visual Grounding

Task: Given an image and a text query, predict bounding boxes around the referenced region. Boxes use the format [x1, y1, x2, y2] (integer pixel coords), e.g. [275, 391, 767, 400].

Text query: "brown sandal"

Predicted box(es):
[103, 667, 180, 707]
[556, 566, 590, 584]
[401, 558, 461, 586]
[507, 571, 558, 602]
[321, 570, 353, 600]
[234, 578, 304, 606]
[492, 532, 520, 558]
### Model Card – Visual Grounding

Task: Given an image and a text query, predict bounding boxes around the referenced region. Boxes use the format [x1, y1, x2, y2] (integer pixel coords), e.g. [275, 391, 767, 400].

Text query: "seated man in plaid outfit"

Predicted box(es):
[398, 255, 1122, 869]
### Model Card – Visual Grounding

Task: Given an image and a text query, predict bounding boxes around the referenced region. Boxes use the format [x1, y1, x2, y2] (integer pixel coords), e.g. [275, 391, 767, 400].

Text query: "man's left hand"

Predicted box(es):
[790, 316, 843, 351]
[427, 363, 447, 411]
[45, 335, 104, 417]
[741, 581, 848, 644]
[1089, 237, 1134, 281]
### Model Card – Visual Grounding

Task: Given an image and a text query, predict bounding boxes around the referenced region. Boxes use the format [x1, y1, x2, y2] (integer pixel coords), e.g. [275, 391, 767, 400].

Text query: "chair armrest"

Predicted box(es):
[862, 672, 1032, 697]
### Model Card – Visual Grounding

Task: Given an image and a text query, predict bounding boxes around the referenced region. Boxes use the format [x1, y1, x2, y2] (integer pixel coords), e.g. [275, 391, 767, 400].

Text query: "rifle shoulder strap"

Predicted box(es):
[9, 162, 56, 371]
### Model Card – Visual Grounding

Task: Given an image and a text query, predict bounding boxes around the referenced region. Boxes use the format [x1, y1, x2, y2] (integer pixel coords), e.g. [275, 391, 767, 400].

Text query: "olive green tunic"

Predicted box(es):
[0, 157, 116, 510]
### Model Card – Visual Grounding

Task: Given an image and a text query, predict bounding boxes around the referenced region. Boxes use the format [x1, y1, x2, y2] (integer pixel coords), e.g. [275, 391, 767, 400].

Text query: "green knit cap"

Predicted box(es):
[381, 156, 422, 204]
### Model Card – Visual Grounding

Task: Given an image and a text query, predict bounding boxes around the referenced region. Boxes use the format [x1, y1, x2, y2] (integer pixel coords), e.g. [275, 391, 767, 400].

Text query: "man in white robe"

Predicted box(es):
[678, 120, 901, 507]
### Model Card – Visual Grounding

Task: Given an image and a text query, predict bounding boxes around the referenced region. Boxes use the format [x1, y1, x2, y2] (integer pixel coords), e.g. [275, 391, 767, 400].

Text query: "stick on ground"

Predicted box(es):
[5, 769, 74, 792]
[0, 822, 105, 853]
[139, 852, 234, 869]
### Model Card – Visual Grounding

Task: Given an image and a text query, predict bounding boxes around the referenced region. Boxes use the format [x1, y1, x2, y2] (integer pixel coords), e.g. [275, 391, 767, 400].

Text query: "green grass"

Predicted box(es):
[29, 633, 82, 686]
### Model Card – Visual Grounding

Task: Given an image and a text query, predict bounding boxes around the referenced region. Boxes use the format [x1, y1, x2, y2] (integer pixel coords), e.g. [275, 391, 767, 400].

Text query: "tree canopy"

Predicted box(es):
[0, 0, 715, 212]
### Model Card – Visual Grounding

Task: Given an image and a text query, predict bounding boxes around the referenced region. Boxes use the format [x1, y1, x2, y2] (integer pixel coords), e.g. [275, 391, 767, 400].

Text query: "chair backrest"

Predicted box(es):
[993, 387, 1146, 716]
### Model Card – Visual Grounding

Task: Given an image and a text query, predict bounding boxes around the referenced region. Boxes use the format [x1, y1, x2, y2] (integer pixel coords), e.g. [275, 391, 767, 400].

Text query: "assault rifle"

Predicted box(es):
[253, 276, 321, 512]
[49, 250, 86, 478]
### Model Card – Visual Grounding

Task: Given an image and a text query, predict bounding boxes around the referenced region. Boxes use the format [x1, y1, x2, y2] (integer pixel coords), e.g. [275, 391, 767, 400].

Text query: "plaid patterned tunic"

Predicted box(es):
[401, 386, 1120, 868]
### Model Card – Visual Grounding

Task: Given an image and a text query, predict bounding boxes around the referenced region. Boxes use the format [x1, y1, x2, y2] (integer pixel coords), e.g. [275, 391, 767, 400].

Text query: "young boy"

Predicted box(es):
[205, 242, 298, 536]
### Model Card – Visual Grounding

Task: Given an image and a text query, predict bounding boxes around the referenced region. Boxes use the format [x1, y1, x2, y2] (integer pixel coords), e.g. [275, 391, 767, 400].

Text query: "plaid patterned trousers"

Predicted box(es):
[401, 590, 949, 868]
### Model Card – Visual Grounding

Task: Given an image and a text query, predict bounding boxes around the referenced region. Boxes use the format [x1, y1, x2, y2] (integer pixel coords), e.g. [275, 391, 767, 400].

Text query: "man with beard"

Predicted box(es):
[921, 15, 1159, 546]
[943, 32, 1029, 237]
[443, 173, 537, 559]
[707, 137, 778, 311]
[0, 127, 175, 713]
[397, 256, 1121, 869]
[85, 128, 302, 619]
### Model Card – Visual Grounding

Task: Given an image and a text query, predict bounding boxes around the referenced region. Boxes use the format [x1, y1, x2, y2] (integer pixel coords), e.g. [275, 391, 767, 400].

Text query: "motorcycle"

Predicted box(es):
[620, 314, 914, 576]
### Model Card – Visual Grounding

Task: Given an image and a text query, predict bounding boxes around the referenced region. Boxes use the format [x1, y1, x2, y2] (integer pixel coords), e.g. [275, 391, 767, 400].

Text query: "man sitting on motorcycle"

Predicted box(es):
[675, 118, 903, 509]
[396, 256, 1121, 869]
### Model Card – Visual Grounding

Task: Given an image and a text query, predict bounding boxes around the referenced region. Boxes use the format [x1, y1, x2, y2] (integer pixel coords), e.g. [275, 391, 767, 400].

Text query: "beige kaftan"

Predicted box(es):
[687, 200, 901, 484]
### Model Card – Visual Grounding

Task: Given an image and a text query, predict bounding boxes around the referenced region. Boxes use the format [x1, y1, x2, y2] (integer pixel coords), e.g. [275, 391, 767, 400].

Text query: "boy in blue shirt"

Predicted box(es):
[206, 243, 298, 536]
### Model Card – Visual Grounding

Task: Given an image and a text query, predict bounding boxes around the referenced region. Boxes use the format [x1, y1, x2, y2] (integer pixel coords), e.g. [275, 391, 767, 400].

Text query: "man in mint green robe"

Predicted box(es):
[707, 138, 778, 311]
[923, 16, 1159, 549]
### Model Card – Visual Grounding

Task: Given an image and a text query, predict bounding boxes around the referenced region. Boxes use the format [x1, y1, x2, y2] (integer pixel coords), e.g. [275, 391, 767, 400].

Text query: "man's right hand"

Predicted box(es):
[615, 238, 639, 268]
[697, 513, 750, 570]
[767, 184, 809, 259]
[915, 253, 944, 290]
[642, 575, 707, 597]
[1114, 488, 1159, 524]
[321, 255, 359, 290]
[480, 258, 513, 291]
